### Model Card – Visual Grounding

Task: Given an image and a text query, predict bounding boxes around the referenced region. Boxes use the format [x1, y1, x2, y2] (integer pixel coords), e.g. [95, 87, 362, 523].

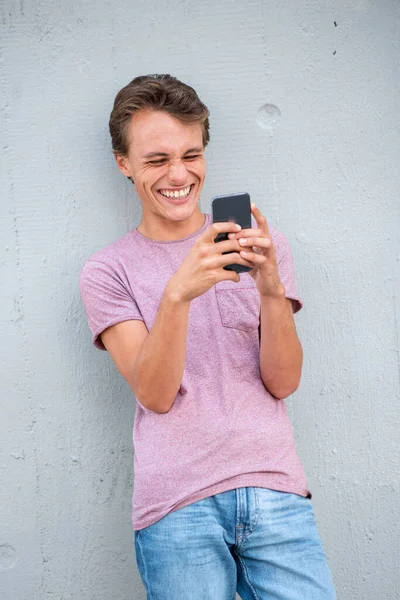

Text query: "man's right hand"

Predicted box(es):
[166, 222, 254, 303]
[101, 222, 253, 413]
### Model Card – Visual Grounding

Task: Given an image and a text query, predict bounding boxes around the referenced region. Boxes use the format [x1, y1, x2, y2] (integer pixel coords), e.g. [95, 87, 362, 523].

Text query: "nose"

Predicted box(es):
[168, 159, 188, 185]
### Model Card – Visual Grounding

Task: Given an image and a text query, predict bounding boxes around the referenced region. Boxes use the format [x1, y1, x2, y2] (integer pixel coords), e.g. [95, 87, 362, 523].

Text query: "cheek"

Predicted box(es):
[193, 161, 206, 179]
[138, 167, 167, 187]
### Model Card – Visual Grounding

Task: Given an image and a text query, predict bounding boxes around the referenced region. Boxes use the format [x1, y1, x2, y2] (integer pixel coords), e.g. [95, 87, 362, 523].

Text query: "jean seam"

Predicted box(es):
[236, 554, 261, 600]
[241, 486, 260, 546]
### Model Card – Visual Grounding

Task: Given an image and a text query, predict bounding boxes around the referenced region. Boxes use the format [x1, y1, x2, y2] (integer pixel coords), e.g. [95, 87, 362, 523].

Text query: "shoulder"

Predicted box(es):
[79, 230, 139, 283]
[268, 225, 293, 264]
[250, 215, 288, 247]
[250, 216, 293, 262]
[84, 229, 136, 267]
[268, 224, 287, 245]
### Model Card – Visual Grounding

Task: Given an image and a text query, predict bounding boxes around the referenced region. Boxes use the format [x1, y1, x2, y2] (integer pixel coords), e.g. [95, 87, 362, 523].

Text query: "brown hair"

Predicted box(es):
[109, 74, 210, 156]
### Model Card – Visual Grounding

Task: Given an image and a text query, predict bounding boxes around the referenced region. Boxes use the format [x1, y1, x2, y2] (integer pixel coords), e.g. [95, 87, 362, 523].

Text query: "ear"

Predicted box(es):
[114, 152, 133, 179]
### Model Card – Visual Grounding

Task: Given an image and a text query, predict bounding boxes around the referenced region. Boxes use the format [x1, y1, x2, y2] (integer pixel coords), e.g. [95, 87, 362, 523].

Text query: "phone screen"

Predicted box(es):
[211, 192, 252, 272]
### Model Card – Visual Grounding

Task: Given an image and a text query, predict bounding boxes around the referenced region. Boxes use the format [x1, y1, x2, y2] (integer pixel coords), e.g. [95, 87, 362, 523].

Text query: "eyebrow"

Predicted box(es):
[143, 147, 203, 159]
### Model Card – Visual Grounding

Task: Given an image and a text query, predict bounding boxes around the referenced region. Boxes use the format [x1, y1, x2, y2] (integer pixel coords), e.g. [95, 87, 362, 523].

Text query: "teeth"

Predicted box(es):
[159, 185, 191, 198]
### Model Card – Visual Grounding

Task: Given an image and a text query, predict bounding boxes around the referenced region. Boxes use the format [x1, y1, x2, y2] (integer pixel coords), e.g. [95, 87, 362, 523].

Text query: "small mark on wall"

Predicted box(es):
[296, 233, 309, 244]
[0, 545, 17, 570]
[333, 21, 337, 55]
[256, 104, 281, 131]
[10, 449, 25, 460]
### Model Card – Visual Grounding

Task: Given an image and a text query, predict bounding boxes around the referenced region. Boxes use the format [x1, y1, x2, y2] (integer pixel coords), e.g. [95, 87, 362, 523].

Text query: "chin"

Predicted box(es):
[163, 201, 199, 222]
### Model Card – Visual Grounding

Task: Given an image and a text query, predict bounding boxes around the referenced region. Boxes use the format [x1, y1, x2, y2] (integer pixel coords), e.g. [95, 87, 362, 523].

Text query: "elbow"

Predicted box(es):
[153, 401, 173, 414]
[261, 374, 301, 400]
[270, 383, 300, 400]
[133, 381, 175, 414]
[260, 360, 302, 400]
[128, 366, 174, 414]
[135, 388, 174, 414]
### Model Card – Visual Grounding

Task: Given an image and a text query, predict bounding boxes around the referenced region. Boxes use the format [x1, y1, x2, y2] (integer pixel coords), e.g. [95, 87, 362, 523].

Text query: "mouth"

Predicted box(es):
[157, 184, 195, 205]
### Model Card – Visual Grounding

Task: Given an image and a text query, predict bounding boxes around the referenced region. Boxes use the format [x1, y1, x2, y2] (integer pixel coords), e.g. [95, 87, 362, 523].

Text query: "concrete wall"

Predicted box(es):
[1, 1, 399, 598]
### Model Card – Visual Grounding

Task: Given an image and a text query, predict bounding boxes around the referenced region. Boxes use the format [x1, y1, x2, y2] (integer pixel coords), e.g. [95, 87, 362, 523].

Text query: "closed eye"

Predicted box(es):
[148, 154, 202, 166]
[148, 159, 168, 165]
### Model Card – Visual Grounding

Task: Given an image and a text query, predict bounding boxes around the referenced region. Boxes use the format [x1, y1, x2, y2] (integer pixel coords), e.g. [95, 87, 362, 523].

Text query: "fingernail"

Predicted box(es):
[235, 224, 241, 230]
[228, 233, 236, 239]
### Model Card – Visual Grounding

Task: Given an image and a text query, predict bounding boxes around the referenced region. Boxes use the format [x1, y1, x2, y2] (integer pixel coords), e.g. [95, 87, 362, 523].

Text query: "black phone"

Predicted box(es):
[211, 192, 252, 273]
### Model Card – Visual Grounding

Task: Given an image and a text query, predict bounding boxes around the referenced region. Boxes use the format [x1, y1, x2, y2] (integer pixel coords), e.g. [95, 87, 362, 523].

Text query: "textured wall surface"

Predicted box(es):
[1, 1, 399, 598]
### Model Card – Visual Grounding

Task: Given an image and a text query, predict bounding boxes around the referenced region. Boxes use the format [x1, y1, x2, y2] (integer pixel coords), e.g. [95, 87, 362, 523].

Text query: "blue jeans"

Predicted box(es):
[134, 487, 337, 600]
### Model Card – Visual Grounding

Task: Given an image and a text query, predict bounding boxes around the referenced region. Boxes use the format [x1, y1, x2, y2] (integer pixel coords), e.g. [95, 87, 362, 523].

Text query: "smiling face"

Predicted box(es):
[115, 110, 206, 238]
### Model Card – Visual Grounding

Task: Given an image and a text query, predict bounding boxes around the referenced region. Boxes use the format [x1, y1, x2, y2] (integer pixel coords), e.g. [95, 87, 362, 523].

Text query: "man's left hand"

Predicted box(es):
[228, 203, 284, 299]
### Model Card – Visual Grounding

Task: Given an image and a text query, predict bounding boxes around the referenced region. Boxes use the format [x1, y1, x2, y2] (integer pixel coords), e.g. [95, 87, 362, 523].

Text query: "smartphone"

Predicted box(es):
[211, 192, 252, 273]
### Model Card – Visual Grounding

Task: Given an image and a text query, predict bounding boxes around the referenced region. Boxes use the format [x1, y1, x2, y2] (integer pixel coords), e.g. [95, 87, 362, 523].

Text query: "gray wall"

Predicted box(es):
[1, 1, 399, 598]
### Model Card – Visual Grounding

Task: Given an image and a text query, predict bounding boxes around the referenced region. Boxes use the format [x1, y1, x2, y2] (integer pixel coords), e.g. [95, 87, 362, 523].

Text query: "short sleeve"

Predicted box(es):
[272, 229, 303, 314]
[79, 259, 144, 350]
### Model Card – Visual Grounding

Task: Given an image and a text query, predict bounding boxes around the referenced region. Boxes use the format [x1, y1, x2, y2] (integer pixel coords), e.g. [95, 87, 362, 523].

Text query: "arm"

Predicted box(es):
[101, 290, 190, 414]
[259, 293, 303, 399]
[100, 221, 253, 414]
[229, 204, 303, 399]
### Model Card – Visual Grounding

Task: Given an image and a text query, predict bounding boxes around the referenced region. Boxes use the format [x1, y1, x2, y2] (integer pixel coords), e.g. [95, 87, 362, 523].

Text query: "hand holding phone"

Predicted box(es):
[166, 220, 251, 302]
[212, 192, 252, 273]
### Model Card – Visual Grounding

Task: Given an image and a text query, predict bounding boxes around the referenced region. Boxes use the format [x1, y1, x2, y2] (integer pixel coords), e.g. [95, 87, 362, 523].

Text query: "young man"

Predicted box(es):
[79, 74, 336, 599]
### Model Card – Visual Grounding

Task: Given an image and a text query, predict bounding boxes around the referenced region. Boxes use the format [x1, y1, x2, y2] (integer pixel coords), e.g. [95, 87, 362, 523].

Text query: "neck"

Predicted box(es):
[137, 207, 205, 241]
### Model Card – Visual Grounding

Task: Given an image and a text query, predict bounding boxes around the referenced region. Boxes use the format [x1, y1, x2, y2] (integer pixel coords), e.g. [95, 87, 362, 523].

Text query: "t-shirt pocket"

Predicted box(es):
[215, 278, 260, 331]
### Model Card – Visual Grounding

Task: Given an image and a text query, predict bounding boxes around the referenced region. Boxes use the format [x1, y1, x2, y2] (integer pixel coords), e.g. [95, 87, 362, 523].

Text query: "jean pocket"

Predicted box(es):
[215, 282, 260, 331]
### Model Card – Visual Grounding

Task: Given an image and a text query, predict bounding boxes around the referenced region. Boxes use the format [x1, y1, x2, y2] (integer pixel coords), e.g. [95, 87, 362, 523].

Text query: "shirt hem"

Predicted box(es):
[132, 472, 311, 531]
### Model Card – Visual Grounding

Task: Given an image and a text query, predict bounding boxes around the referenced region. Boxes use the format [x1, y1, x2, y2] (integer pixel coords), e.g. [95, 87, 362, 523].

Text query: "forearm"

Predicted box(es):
[259, 288, 303, 399]
[133, 286, 190, 413]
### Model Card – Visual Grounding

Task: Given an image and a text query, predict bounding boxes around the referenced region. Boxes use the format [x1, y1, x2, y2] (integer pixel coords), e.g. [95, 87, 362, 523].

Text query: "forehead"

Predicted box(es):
[127, 110, 203, 157]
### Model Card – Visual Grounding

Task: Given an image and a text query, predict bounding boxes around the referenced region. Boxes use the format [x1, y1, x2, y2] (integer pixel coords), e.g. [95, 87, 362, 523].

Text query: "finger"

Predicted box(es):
[215, 252, 255, 269]
[200, 222, 242, 244]
[251, 203, 270, 237]
[219, 270, 241, 283]
[238, 236, 272, 250]
[239, 249, 268, 264]
[228, 228, 263, 240]
[210, 238, 244, 254]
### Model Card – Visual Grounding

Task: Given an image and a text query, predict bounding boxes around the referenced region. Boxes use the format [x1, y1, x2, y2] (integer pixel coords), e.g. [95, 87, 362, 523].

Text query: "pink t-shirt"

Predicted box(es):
[79, 213, 310, 530]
